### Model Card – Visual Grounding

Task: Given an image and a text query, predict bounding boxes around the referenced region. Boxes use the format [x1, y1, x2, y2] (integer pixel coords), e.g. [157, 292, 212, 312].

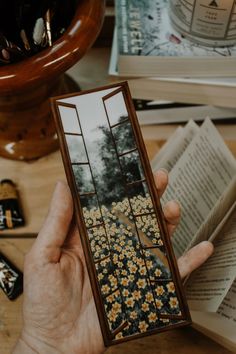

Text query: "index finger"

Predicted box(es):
[154, 169, 168, 197]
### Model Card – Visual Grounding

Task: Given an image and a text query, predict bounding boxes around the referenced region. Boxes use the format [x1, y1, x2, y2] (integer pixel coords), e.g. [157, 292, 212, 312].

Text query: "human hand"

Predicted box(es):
[13, 170, 213, 354]
[13, 180, 104, 354]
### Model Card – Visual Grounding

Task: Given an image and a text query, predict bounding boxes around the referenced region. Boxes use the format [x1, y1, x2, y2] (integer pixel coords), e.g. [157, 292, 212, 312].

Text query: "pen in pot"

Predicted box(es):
[0, 34, 10, 63]
[32, 0, 54, 47]
[20, 29, 31, 51]
[14, 0, 32, 51]
[33, 17, 46, 46]
[45, 9, 53, 47]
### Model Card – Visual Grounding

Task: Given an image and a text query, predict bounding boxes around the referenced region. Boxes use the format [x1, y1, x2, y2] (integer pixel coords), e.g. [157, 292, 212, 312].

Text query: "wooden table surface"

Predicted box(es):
[0, 132, 235, 354]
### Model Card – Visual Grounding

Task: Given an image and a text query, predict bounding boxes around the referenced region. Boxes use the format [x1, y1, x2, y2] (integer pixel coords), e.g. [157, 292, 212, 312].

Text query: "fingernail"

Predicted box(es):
[163, 200, 181, 217]
[55, 180, 67, 188]
[156, 168, 169, 175]
[172, 199, 181, 208]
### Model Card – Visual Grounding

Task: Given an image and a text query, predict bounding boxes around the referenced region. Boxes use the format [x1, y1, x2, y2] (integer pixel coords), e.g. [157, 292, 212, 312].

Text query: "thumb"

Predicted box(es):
[32, 181, 74, 263]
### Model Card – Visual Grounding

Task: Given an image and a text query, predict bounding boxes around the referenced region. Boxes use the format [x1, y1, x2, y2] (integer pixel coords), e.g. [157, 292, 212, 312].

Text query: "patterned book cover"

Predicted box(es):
[115, 0, 236, 58]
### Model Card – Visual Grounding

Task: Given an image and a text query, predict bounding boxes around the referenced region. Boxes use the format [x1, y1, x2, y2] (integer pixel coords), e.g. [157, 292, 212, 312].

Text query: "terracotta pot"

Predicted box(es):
[0, 0, 105, 161]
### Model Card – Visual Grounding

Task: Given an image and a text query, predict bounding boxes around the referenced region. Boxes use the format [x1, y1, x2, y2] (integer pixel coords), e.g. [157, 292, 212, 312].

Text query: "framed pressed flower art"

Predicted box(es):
[51, 82, 191, 346]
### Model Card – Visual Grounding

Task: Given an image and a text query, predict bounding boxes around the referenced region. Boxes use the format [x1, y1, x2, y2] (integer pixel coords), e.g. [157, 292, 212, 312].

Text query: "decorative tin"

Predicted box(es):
[169, 0, 236, 47]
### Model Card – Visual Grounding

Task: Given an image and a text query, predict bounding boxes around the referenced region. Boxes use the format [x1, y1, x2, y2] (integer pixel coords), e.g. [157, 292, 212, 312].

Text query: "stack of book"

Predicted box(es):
[109, 0, 236, 119]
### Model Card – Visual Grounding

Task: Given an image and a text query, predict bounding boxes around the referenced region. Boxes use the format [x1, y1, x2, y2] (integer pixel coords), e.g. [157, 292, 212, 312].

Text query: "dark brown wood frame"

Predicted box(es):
[51, 81, 192, 347]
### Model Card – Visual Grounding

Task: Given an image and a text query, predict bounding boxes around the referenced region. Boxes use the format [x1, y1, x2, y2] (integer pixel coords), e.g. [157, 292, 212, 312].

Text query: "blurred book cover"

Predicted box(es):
[115, 0, 236, 77]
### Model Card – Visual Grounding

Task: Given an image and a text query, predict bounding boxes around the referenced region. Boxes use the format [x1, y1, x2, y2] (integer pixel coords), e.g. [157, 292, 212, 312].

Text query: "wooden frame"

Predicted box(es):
[51, 82, 191, 346]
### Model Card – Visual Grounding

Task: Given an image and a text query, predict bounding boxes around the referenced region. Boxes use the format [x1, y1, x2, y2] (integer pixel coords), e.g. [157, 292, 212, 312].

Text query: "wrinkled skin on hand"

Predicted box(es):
[13, 170, 213, 354]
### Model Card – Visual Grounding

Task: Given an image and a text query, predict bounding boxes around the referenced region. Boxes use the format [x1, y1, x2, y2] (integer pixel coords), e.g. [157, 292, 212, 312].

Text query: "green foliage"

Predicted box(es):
[96, 124, 126, 206]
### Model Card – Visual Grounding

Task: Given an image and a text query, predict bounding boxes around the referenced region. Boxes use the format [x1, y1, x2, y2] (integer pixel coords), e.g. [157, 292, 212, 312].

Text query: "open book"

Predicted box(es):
[151, 119, 236, 352]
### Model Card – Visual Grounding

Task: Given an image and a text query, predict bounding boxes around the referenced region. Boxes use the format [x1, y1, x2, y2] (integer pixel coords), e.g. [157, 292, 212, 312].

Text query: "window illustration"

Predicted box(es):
[53, 83, 191, 346]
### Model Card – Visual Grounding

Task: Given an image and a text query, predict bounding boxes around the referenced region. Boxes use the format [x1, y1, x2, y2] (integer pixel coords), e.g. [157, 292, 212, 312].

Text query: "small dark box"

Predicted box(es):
[0, 252, 23, 300]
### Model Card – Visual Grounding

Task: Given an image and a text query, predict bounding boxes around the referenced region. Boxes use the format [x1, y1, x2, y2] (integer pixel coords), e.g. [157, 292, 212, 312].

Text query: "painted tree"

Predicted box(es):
[96, 118, 144, 206]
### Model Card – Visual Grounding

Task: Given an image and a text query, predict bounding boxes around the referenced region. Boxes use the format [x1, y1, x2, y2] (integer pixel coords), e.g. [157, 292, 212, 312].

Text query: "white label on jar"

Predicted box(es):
[191, 0, 235, 39]
[169, 0, 236, 44]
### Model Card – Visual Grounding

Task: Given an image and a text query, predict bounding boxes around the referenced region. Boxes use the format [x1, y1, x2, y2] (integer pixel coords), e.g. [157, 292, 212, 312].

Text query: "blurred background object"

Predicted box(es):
[0, 0, 105, 161]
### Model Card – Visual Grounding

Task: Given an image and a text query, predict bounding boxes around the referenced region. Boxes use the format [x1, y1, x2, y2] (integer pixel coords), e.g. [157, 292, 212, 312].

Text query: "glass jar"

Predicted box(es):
[169, 0, 236, 47]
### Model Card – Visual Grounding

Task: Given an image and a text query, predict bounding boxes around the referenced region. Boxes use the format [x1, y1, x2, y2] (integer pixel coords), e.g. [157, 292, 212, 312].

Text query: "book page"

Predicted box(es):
[151, 120, 199, 172]
[162, 118, 236, 258]
[189, 178, 236, 248]
[191, 279, 236, 351]
[217, 278, 236, 325]
[137, 105, 236, 126]
[191, 310, 236, 351]
[151, 126, 183, 170]
[186, 208, 236, 312]
[152, 77, 236, 87]
[191, 278, 236, 351]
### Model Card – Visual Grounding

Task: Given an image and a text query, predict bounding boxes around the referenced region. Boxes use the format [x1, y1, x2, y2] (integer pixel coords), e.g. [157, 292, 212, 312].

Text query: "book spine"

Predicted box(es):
[116, 0, 164, 56]
[169, 0, 236, 47]
[116, 0, 144, 55]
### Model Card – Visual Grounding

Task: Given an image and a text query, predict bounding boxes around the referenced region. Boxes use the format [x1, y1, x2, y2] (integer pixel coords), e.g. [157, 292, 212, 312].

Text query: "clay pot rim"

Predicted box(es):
[0, 0, 105, 95]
